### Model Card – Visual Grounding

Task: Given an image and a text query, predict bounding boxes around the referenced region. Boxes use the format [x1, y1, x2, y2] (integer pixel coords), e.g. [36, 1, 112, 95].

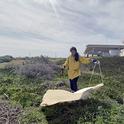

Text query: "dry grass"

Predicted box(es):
[0, 102, 21, 124]
[0, 59, 25, 69]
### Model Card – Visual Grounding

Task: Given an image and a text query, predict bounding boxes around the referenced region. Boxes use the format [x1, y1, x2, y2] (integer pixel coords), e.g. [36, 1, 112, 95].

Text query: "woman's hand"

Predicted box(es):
[60, 65, 66, 69]
[91, 59, 100, 64]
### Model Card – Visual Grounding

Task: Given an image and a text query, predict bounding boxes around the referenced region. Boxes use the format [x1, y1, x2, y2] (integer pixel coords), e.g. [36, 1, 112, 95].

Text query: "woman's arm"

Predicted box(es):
[63, 58, 69, 68]
[79, 57, 91, 64]
[80, 57, 100, 65]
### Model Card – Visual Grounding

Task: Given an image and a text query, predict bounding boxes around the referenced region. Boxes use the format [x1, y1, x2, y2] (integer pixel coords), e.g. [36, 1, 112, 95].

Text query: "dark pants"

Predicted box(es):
[69, 76, 79, 92]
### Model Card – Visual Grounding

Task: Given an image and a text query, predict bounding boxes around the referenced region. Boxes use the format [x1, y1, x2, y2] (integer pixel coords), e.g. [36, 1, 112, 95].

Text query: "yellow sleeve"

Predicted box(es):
[79, 57, 91, 64]
[63, 58, 69, 67]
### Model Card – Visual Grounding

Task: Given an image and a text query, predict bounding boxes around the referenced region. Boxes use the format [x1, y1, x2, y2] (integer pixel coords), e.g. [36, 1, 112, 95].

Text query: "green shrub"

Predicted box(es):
[21, 107, 47, 124]
[0, 55, 13, 63]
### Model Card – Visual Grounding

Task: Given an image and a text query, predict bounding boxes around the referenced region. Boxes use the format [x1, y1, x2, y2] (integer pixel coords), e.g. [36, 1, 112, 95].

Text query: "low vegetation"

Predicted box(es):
[0, 55, 13, 63]
[0, 56, 123, 124]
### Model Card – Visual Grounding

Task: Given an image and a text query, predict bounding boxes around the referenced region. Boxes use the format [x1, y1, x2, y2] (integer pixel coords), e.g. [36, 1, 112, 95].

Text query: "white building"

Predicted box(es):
[120, 49, 124, 56]
[84, 45, 124, 57]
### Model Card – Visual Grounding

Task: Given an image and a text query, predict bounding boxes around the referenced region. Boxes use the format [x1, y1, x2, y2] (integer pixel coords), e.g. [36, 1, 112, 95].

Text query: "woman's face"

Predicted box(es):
[71, 50, 76, 56]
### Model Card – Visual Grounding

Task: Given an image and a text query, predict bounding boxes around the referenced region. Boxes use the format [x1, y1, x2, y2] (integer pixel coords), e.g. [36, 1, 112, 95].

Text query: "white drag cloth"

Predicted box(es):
[40, 83, 104, 107]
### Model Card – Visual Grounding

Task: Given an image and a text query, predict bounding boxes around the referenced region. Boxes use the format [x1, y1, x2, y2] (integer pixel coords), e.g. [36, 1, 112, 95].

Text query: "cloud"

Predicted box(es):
[0, 0, 124, 57]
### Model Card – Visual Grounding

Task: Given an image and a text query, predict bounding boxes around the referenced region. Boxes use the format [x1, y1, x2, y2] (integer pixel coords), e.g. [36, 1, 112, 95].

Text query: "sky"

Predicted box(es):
[0, 0, 124, 57]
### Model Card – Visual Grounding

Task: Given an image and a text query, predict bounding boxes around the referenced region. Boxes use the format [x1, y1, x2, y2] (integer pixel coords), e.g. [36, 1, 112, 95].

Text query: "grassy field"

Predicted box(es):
[0, 57, 124, 124]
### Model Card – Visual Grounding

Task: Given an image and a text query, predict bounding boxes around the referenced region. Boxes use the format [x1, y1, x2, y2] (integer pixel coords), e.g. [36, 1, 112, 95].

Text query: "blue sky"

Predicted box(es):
[0, 0, 124, 57]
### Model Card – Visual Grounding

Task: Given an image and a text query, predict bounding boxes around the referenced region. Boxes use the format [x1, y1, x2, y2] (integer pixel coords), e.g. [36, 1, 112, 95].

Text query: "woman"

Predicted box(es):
[63, 47, 97, 92]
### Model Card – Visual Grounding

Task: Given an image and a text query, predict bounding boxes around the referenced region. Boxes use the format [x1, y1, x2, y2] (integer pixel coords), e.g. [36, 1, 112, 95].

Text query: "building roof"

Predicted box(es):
[84, 44, 124, 54]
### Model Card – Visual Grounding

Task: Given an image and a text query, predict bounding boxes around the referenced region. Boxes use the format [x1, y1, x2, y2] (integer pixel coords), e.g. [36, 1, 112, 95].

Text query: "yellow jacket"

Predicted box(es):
[63, 55, 91, 80]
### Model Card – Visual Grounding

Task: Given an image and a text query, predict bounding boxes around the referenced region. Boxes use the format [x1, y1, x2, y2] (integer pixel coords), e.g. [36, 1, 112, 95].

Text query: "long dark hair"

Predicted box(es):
[70, 47, 79, 61]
